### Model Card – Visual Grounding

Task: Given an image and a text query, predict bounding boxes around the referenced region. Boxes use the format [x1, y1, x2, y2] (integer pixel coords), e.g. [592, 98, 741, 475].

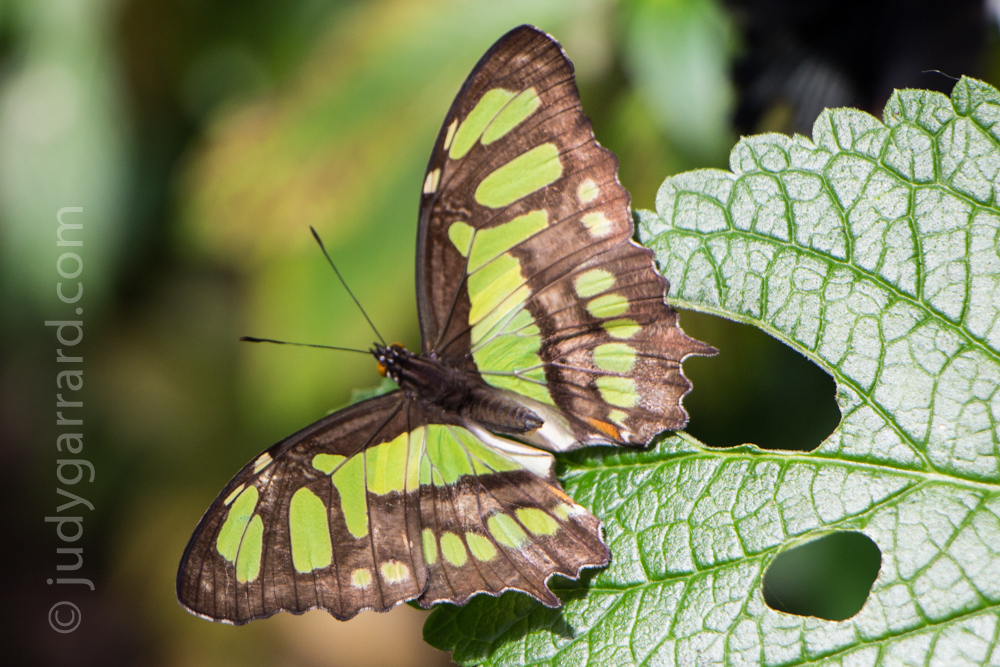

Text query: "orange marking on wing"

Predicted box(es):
[551, 487, 573, 503]
[585, 417, 621, 441]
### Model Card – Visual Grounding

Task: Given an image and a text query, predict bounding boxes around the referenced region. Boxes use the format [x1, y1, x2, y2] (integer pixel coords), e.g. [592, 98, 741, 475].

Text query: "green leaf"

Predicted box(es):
[425, 77, 1000, 665]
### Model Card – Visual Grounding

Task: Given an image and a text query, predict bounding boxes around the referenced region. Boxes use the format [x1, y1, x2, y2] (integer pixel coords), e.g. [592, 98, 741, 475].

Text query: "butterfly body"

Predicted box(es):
[373, 343, 543, 436]
[178, 25, 715, 625]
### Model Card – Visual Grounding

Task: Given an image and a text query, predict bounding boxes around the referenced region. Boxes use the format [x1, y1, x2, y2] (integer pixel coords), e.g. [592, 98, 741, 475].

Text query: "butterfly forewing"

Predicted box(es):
[178, 394, 422, 623]
[416, 26, 583, 361]
[416, 26, 715, 449]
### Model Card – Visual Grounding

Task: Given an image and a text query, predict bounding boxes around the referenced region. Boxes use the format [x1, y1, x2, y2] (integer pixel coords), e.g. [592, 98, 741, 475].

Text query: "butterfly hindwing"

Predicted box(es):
[413, 420, 608, 609]
[178, 393, 608, 623]
[416, 25, 715, 449]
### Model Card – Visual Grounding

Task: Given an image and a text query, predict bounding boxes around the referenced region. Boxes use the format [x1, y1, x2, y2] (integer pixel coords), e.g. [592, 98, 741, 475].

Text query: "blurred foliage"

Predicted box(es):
[0, 0, 129, 316]
[621, 0, 735, 162]
[3, 0, 996, 665]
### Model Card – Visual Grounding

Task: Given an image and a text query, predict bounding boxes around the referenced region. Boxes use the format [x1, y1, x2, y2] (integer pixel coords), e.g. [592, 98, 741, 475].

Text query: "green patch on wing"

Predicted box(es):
[475, 143, 563, 208]
[308, 429, 426, 541]
[450, 215, 554, 407]
[424, 425, 524, 485]
[486, 513, 528, 549]
[304, 425, 526, 546]
[235, 515, 264, 583]
[216, 486, 259, 562]
[466, 533, 498, 562]
[481, 88, 540, 145]
[450, 86, 542, 160]
[467, 210, 548, 272]
[440, 532, 468, 567]
[331, 454, 368, 538]
[450, 88, 516, 160]
[467, 253, 526, 327]
[289, 487, 333, 573]
[471, 308, 551, 406]
[366, 431, 410, 495]
[592, 343, 637, 374]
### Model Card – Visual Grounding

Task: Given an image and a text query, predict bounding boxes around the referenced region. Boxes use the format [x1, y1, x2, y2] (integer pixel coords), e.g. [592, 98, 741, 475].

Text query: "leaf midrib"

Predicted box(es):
[561, 439, 1000, 494]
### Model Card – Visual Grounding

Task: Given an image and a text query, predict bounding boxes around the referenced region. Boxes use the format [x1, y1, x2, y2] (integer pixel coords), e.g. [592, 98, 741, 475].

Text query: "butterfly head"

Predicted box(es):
[372, 342, 410, 383]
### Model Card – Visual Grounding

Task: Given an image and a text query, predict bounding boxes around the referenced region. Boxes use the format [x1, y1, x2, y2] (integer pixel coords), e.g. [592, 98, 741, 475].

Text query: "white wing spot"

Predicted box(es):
[253, 453, 272, 473]
[443, 119, 458, 151]
[423, 168, 441, 194]
[223, 483, 245, 505]
[581, 211, 614, 238]
[553, 503, 585, 520]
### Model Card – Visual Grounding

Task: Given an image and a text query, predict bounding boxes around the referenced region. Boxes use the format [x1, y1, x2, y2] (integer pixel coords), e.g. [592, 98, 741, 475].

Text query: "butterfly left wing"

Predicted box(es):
[415, 26, 715, 449]
[177, 392, 608, 623]
[178, 393, 426, 624]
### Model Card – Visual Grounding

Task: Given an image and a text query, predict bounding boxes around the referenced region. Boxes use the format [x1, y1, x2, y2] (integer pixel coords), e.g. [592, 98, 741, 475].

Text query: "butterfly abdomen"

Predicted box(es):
[461, 385, 543, 436]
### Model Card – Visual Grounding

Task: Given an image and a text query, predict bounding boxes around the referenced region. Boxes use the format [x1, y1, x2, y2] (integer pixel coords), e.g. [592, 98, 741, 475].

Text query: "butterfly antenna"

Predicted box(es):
[310, 226, 387, 345]
[240, 336, 370, 354]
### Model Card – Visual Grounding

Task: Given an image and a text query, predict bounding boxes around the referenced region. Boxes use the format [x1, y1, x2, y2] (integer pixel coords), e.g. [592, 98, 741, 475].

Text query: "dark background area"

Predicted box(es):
[2, 0, 995, 664]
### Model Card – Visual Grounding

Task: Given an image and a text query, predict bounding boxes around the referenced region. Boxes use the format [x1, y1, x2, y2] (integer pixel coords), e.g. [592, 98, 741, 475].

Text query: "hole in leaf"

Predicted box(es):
[678, 311, 840, 451]
[763, 531, 881, 621]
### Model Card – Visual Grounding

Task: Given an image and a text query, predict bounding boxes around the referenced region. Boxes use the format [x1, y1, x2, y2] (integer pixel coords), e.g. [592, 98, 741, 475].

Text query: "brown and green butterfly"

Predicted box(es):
[177, 24, 715, 624]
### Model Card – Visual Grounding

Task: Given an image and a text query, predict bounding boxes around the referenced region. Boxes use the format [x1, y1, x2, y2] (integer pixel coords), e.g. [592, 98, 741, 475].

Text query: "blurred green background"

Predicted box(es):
[3, 0, 996, 664]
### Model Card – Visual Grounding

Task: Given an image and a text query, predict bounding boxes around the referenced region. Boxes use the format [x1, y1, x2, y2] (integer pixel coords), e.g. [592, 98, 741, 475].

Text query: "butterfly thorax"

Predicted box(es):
[373, 343, 543, 436]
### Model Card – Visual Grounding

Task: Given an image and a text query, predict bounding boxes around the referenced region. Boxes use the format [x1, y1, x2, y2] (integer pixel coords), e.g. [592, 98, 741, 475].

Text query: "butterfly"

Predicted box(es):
[177, 24, 715, 624]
